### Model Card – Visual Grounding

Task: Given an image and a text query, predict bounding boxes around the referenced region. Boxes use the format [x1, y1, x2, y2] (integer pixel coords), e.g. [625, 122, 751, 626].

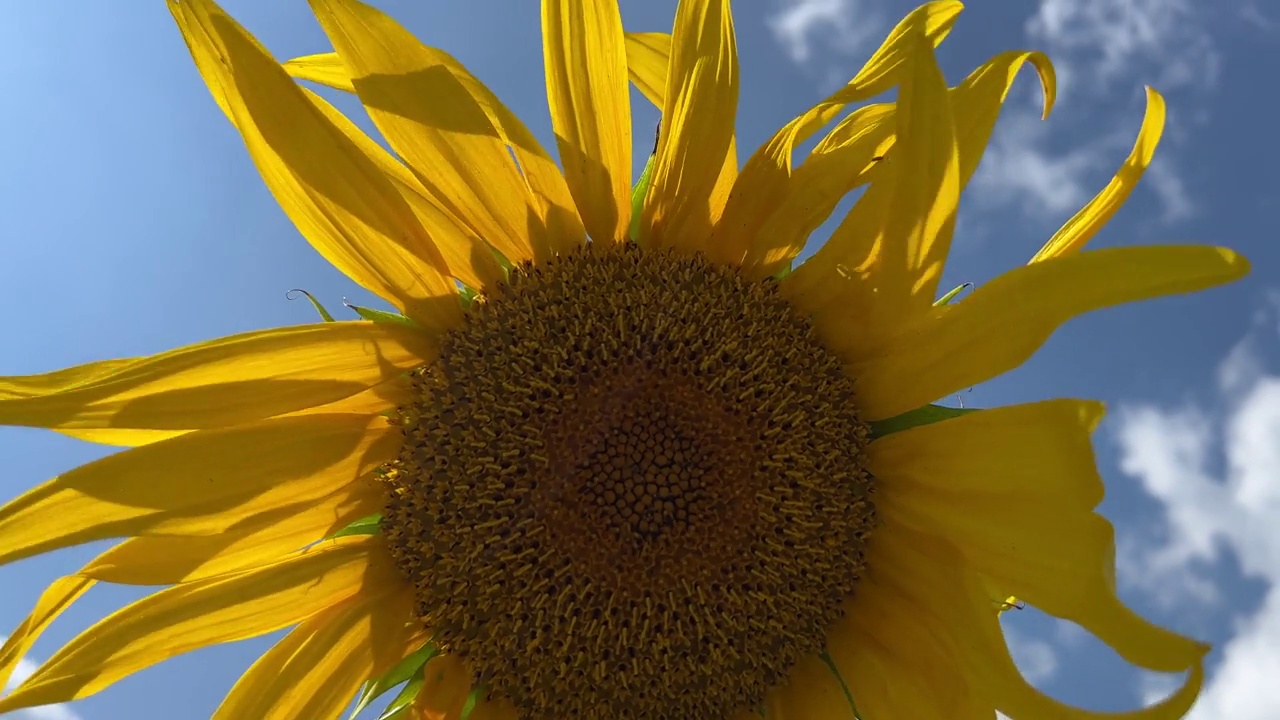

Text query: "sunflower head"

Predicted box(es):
[383, 241, 874, 716]
[0, 0, 1247, 719]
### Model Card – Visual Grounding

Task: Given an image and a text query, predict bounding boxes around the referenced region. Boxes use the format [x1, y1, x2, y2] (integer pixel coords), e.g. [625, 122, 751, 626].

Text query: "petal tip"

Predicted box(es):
[1218, 247, 1251, 278]
[1082, 399, 1107, 430]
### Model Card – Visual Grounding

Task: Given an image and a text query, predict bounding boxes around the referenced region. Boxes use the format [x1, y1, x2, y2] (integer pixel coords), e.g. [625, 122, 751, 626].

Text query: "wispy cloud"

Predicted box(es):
[0, 637, 84, 720]
[768, 0, 1216, 235]
[970, 113, 1097, 217]
[1114, 294, 1280, 718]
[1142, 156, 1197, 222]
[969, 101, 1200, 232]
[1027, 0, 1221, 97]
[1238, 2, 1277, 32]
[1003, 623, 1061, 685]
[972, 0, 1219, 229]
[767, 0, 883, 72]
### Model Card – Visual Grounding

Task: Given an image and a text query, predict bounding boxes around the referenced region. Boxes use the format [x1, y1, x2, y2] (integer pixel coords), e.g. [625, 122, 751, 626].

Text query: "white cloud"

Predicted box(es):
[1054, 618, 1090, 647]
[0, 637, 84, 720]
[1114, 299, 1280, 718]
[973, 0, 1223, 227]
[970, 113, 1096, 217]
[1218, 337, 1266, 398]
[969, 87, 1197, 229]
[1027, 0, 1221, 97]
[1003, 624, 1060, 685]
[767, 0, 883, 66]
[1143, 156, 1197, 222]
[768, 0, 1211, 227]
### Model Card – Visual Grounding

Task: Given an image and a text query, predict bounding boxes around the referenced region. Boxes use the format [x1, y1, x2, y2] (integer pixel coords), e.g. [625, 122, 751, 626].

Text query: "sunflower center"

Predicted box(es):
[383, 243, 875, 719]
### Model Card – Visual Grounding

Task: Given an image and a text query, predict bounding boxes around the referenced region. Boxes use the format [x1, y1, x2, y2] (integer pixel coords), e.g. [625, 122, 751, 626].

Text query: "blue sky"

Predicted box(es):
[0, 0, 1276, 718]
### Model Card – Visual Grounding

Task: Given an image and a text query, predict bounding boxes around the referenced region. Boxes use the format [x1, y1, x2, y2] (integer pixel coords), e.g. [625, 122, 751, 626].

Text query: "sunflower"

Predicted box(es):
[0, 0, 1246, 718]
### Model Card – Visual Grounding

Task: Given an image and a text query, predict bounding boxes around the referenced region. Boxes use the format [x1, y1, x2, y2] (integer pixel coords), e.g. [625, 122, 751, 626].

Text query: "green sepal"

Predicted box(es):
[458, 285, 479, 310]
[628, 152, 656, 243]
[820, 651, 863, 720]
[289, 289, 336, 322]
[351, 642, 438, 719]
[374, 674, 425, 720]
[329, 513, 382, 540]
[933, 281, 973, 306]
[487, 242, 514, 272]
[869, 403, 979, 439]
[345, 302, 419, 328]
[771, 261, 794, 281]
[460, 686, 484, 719]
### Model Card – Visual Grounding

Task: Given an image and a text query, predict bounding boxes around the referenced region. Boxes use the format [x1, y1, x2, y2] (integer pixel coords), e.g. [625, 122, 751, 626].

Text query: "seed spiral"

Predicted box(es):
[382, 242, 875, 719]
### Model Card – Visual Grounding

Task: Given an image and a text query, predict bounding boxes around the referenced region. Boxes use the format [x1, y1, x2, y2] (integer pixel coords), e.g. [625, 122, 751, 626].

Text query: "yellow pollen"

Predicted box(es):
[383, 242, 875, 719]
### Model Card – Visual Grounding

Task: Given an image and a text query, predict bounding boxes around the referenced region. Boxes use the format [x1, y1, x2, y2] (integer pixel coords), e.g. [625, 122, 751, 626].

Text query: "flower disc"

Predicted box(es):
[383, 242, 875, 719]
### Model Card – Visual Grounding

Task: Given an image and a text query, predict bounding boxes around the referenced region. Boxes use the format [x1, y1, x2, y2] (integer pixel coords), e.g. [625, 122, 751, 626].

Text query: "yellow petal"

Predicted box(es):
[640, 0, 738, 254]
[744, 104, 894, 278]
[710, 1, 961, 266]
[282, 51, 355, 91]
[304, 88, 505, 292]
[0, 321, 431, 432]
[872, 21, 959, 316]
[311, 374, 409, 410]
[309, 0, 556, 264]
[834, 620, 989, 720]
[169, 0, 462, 332]
[1031, 87, 1167, 262]
[63, 375, 409, 449]
[277, 375, 409, 423]
[870, 399, 1107, 508]
[214, 584, 413, 719]
[0, 358, 178, 446]
[841, 524, 1206, 720]
[774, 654, 857, 720]
[0, 358, 135, 399]
[852, 245, 1249, 419]
[0, 536, 394, 711]
[623, 32, 671, 106]
[53, 427, 184, 446]
[80, 478, 383, 584]
[782, 50, 1052, 328]
[285, 49, 585, 260]
[543, 0, 632, 244]
[623, 30, 738, 240]
[707, 138, 741, 239]
[0, 413, 397, 566]
[871, 401, 1208, 674]
[831, 528, 1011, 718]
[0, 575, 94, 690]
[414, 653, 473, 720]
[951, 51, 1055, 187]
[780, 165, 899, 361]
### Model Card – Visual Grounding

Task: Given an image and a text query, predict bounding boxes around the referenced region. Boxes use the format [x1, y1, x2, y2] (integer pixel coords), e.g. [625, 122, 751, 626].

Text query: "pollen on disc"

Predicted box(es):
[381, 242, 875, 720]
